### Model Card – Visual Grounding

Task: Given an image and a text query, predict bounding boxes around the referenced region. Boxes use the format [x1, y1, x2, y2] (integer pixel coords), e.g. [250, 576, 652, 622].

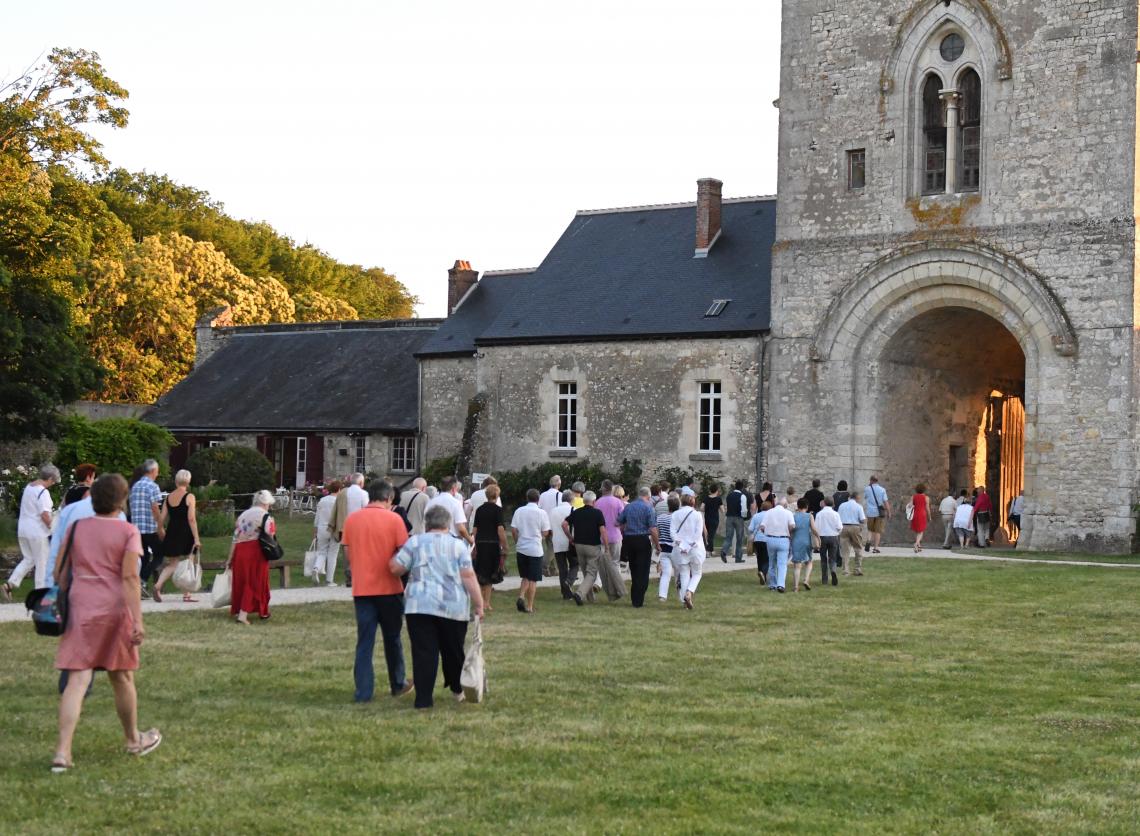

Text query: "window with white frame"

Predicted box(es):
[557, 382, 578, 449]
[354, 437, 366, 474]
[296, 436, 307, 475]
[390, 436, 416, 472]
[698, 381, 722, 452]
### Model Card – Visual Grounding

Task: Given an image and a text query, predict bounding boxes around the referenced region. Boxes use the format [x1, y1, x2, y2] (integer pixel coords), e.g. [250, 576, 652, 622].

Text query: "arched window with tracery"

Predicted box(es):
[959, 68, 981, 191]
[922, 74, 946, 195]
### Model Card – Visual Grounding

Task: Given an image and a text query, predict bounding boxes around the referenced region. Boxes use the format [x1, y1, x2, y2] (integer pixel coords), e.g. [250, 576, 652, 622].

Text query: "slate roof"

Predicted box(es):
[415, 270, 534, 357]
[421, 197, 775, 351]
[144, 320, 441, 433]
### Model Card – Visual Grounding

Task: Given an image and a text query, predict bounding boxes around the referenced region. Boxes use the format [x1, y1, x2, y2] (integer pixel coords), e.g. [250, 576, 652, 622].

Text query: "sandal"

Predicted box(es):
[50, 756, 73, 774]
[151, 587, 163, 604]
[182, 595, 198, 603]
[126, 728, 162, 757]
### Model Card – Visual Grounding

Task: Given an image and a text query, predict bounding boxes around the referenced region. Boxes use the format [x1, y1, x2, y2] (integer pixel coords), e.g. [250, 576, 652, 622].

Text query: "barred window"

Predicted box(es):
[390, 437, 416, 472]
[354, 437, 366, 474]
[847, 149, 866, 191]
[557, 382, 578, 449]
[699, 381, 722, 452]
[922, 74, 946, 195]
[959, 68, 981, 192]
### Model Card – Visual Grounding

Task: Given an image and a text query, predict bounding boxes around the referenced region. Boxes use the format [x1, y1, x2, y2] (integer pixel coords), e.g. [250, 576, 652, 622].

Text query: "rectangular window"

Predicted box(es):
[557, 382, 578, 449]
[354, 437, 366, 474]
[924, 145, 946, 194]
[847, 149, 866, 190]
[960, 126, 980, 192]
[208, 440, 223, 448]
[698, 381, 722, 452]
[390, 437, 416, 473]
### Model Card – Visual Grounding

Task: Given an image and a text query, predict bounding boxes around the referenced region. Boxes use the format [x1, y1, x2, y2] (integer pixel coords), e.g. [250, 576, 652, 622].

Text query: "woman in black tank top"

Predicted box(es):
[153, 470, 201, 603]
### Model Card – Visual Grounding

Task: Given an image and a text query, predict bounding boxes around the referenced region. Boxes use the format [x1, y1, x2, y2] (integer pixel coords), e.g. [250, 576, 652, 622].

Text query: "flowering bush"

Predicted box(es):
[0, 465, 60, 517]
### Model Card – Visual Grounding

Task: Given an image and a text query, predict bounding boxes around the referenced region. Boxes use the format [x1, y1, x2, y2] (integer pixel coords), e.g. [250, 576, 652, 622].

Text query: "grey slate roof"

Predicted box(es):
[473, 197, 775, 346]
[416, 271, 534, 357]
[144, 320, 441, 433]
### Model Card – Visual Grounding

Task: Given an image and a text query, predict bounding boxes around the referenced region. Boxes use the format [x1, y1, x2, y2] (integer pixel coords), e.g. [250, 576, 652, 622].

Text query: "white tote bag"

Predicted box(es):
[211, 569, 232, 609]
[460, 619, 486, 703]
[303, 538, 321, 578]
[172, 549, 202, 593]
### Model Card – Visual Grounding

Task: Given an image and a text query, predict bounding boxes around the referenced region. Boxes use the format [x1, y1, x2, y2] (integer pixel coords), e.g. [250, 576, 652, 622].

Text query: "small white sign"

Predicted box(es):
[471, 472, 490, 486]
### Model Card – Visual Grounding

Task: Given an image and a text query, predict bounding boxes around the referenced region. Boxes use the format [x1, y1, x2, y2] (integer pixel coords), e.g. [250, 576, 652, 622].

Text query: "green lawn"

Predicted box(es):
[2, 557, 1138, 833]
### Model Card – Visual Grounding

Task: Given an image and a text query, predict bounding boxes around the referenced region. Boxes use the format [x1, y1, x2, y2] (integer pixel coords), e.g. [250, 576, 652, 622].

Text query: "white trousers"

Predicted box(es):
[675, 550, 706, 600]
[10, 535, 50, 589]
[657, 551, 674, 599]
[315, 531, 340, 581]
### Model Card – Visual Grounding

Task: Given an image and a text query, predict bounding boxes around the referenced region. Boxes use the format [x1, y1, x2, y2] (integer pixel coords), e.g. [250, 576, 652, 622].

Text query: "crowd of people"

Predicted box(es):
[1, 458, 1028, 767]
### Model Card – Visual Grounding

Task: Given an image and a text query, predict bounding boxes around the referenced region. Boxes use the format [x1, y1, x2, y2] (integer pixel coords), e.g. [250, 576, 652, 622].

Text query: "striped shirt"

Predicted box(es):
[656, 512, 673, 549]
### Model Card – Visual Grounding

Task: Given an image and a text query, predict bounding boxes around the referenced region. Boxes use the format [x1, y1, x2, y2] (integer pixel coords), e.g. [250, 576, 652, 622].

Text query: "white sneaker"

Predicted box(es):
[326, 582, 339, 588]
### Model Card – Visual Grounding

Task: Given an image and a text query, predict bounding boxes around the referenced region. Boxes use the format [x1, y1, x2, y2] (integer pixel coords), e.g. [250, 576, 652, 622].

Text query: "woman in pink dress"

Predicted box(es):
[910, 483, 931, 553]
[226, 490, 276, 625]
[54, 473, 162, 772]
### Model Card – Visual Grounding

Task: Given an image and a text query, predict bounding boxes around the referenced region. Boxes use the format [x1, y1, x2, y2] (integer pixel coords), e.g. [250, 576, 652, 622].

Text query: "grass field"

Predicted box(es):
[2, 556, 1138, 833]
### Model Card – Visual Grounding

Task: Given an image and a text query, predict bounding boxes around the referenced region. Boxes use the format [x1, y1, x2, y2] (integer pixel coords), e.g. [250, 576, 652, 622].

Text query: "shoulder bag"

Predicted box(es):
[258, 513, 285, 561]
[303, 538, 321, 578]
[172, 546, 203, 593]
[26, 519, 79, 637]
[460, 618, 487, 703]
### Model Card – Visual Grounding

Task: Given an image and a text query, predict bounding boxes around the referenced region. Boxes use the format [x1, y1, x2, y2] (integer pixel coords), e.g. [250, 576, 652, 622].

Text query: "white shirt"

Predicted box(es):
[314, 494, 337, 534]
[838, 498, 867, 526]
[345, 484, 369, 516]
[939, 495, 959, 516]
[1010, 495, 1025, 515]
[761, 505, 796, 537]
[18, 482, 53, 538]
[510, 503, 551, 557]
[815, 506, 842, 537]
[954, 503, 975, 530]
[426, 491, 468, 537]
[548, 501, 573, 552]
[669, 507, 705, 557]
[465, 488, 501, 519]
[538, 487, 561, 516]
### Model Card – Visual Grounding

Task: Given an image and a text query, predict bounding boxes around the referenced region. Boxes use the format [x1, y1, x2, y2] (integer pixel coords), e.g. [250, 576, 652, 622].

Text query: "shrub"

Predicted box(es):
[55, 416, 175, 481]
[493, 460, 623, 509]
[192, 484, 233, 502]
[185, 446, 275, 504]
[421, 455, 458, 488]
[196, 510, 236, 538]
[653, 466, 724, 497]
[1, 464, 64, 516]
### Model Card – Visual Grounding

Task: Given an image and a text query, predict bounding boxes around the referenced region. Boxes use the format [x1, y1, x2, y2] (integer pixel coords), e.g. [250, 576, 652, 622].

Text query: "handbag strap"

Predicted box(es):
[56, 518, 80, 590]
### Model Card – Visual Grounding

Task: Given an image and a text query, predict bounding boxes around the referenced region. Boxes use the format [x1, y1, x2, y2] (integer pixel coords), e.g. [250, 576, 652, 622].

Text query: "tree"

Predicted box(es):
[0, 266, 103, 440]
[185, 445, 276, 501]
[55, 414, 174, 478]
[294, 290, 358, 322]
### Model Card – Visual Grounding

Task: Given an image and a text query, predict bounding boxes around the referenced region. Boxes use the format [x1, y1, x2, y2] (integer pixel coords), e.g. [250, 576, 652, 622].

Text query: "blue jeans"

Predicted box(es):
[353, 595, 408, 702]
[767, 537, 790, 590]
[722, 517, 747, 561]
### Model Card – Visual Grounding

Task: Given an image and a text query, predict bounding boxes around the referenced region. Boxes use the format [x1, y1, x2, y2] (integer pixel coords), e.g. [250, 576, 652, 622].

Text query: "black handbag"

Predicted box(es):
[257, 513, 284, 561]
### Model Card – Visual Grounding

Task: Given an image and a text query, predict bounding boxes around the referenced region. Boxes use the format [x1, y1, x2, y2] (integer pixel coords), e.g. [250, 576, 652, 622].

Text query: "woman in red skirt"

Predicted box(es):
[226, 490, 276, 624]
[909, 483, 930, 553]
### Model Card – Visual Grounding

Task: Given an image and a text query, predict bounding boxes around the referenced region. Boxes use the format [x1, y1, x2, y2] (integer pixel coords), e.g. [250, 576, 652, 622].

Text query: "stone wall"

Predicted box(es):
[419, 357, 478, 466]
[468, 338, 762, 485]
[770, 0, 1139, 552]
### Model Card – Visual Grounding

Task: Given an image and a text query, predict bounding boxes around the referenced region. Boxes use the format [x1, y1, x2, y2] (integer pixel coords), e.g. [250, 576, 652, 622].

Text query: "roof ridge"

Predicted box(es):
[576, 194, 776, 216]
[481, 267, 536, 277]
[225, 318, 442, 336]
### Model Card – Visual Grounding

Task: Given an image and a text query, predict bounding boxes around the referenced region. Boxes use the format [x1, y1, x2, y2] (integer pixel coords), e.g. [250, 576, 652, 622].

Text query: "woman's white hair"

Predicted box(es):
[254, 489, 276, 508]
[174, 469, 192, 487]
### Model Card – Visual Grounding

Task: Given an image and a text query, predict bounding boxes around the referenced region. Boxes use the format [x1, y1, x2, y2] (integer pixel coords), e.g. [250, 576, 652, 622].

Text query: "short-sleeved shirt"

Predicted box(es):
[839, 499, 867, 526]
[703, 495, 723, 519]
[954, 503, 975, 530]
[395, 532, 473, 621]
[863, 484, 888, 518]
[748, 510, 767, 540]
[656, 512, 673, 548]
[761, 505, 796, 537]
[974, 492, 993, 514]
[399, 489, 430, 535]
[538, 487, 561, 516]
[47, 497, 126, 586]
[566, 506, 605, 546]
[548, 502, 573, 552]
[939, 495, 959, 516]
[803, 489, 825, 515]
[128, 477, 161, 534]
[472, 502, 504, 544]
[425, 491, 468, 536]
[815, 507, 842, 537]
[510, 503, 551, 557]
[594, 495, 625, 543]
[18, 482, 53, 538]
[618, 499, 656, 537]
[341, 506, 410, 597]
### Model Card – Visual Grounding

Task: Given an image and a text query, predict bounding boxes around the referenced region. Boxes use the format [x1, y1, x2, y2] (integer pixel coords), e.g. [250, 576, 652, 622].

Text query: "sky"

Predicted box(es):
[3, 0, 782, 318]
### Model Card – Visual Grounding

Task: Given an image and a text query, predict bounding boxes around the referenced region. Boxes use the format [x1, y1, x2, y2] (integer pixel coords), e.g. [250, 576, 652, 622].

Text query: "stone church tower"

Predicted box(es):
[768, 0, 1139, 551]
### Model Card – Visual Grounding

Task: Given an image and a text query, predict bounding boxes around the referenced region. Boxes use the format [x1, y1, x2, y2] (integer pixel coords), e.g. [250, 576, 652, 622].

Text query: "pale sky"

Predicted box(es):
[3, 0, 782, 318]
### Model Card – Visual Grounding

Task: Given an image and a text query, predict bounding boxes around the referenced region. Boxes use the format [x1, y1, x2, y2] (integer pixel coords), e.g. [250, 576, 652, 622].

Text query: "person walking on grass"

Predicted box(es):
[954, 496, 975, 549]
[720, 480, 751, 564]
[399, 477, 430, 536]
[342, 481, 413, 703]
[2, 463, 59, 603]
[656, 493, 679, 602]
[595, 480, 624, 581]
[863, 476, 889, 554]
[564, 491, 612, 605]
[313, 480, 342, 585]
[838, 491, 867, 576]
[973, 485, 994, 548]
[1008, 490, 1025, 544]
[128, 460, 164, 599]
[909, 484, 931, 553]
[790, 498, 816, 592]
[63, 464, 96, 507]
[547, 489, 577, 600]
[425, 476, 473, 544]
[471, 484, 508, 613]
[749, 500, 771, 586]
[510, 489, 550, 614]
[815, 497, 842, 586]
[52, 474, 161, 773]
[225, 490, 276, 625]
[939, 490, 959, 549]
[760, 498, 796, 593]
[702, 484, 722, 552]
[152, 470, 201, 603]
[618, 486, 658, 608]
[391, 505, 483, 709]
[670, 494, 706, 609]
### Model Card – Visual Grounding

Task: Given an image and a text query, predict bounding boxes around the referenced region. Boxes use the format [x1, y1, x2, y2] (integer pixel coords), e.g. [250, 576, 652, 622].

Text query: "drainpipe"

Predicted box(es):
[756, 333, 770, 487]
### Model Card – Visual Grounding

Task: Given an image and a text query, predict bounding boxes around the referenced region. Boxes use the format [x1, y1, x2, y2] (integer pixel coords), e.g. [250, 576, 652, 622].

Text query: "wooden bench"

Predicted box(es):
[201, 559, 300, 588]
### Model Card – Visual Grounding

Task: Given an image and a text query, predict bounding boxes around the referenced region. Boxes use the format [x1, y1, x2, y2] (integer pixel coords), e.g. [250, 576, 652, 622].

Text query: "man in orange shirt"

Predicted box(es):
[342, 481, 412, 702]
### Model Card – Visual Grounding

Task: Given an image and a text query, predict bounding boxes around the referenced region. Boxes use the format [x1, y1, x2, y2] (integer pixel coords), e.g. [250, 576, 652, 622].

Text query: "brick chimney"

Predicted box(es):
[694, 178, 723, 257]
[194, 305, 234, 369]
[447, 260, 478, 314]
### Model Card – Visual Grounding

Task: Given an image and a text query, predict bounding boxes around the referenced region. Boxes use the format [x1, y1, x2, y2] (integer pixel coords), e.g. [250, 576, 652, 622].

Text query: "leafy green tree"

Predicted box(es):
[55, 414, 175, 478]
[185, 445, 276, 502]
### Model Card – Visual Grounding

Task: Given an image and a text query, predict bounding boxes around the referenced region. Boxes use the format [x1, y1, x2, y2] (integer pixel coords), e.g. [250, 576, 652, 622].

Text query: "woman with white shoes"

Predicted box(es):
[313, 480, 342, 586]
[656, 493, 679, 602]
[669, 494, 706, 609]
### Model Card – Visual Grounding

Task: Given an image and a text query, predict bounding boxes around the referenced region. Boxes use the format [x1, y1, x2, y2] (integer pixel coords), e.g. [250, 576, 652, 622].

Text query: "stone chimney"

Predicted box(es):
[447, 260, 478, 314]
[194, 305, 234, 369]
[694, 178, 723, 257]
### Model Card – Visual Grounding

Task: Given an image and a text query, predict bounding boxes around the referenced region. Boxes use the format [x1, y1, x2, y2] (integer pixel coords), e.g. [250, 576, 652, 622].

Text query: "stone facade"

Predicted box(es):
[768, 0, 1139, 552]
[423, 338, 763, 486]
